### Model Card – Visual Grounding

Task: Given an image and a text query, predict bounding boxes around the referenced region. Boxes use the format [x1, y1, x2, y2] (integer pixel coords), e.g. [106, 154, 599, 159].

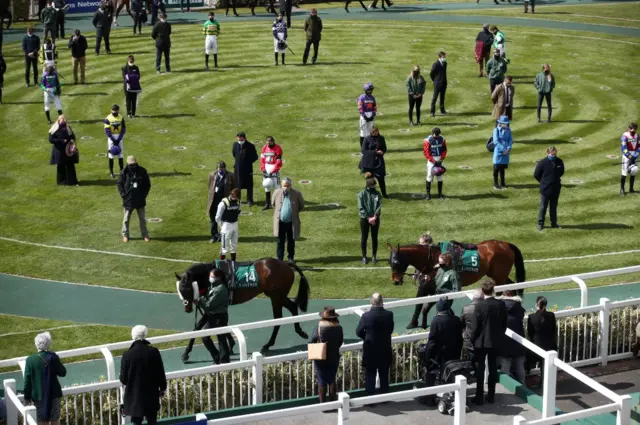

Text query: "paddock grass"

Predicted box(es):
[0, 18, 639, 302]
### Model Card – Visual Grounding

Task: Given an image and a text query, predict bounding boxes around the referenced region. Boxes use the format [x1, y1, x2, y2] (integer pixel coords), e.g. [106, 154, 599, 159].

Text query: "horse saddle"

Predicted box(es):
[439, 242, 480, 273]
[450, 240, 477, 250]
[214, 260, 259, 290]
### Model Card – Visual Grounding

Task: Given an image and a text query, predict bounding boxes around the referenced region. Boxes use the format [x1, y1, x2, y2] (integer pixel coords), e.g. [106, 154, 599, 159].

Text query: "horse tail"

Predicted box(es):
[508, 243, 526, 283]
[290, 263, 310, 312]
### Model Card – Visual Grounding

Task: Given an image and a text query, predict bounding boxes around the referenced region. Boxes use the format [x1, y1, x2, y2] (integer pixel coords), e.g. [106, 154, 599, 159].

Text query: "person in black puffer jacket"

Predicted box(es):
[116, 156, 151, 242]
[499, 290, 526, 383]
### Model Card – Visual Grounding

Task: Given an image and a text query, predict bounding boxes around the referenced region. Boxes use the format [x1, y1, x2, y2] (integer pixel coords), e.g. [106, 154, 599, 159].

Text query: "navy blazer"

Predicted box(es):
[356, 306, 394, 368]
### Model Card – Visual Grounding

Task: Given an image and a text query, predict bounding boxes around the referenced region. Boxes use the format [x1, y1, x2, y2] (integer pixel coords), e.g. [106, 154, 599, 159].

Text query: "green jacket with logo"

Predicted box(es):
[486, 57, 508, 82]
[200, 283, 229, 315]
[406, 75, 426, 95]
[435, 267, 461, 294]
[40, 7, 57, 26]
[357, 188, 382, 219]
[534, 72, 555, 94]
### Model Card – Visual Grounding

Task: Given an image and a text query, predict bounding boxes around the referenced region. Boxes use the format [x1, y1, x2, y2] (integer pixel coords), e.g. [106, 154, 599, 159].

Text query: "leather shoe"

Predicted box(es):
[371, 256, 377, 264]
[537, 224, 543, 232]
[362, 257, 368, 264]
[551, 224, 561, 229]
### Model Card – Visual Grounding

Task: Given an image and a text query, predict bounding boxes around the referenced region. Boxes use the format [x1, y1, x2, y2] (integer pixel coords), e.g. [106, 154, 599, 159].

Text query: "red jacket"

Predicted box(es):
[423, 136, 448, 163]
[260, 143, 283, 173]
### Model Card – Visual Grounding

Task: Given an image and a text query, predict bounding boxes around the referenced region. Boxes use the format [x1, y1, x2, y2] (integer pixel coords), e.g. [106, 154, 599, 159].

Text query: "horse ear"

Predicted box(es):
[174, 272, 181, 280]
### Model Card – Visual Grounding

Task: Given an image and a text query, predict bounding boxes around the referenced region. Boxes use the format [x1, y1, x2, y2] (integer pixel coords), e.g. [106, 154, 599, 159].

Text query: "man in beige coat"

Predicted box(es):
[491, 75, 514, 122]
[206, 161, 236, 243]
[272, 177, 304, 264]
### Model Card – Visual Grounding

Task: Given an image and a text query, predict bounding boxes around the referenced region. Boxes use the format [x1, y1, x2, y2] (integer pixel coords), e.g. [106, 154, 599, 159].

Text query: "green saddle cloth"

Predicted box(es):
[439, 242, 480, 273]
[214, 260, 259, 289]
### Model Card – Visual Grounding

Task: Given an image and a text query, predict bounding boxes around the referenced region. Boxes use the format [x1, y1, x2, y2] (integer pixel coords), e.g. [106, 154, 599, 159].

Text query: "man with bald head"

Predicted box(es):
[356, 293, 395, 396]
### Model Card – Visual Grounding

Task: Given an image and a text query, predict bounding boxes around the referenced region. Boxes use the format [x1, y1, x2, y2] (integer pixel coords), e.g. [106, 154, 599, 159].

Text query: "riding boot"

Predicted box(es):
[109, 158, 115, 176]
[437, 181, 444, 199]
[359, 137, 364, 147]
[621, 176, 626, 196]
[57, 109, 63, 116]
[118, 158, 124, 171]
[214, 54, 218, 68]
[262, 191, 272, 210]
[281, 53, 285, 65]
[205, 53, 209, 68]
[420, 308, 428, 329]
[406, 303, 422, 329]
[231, 253, 237, 261]
[426, 181, 431, 200]
[274, 52, 278, 65]
[45, 110, 51, 124]
[220, 254, 226, 260]
[630, 176, 636, 193]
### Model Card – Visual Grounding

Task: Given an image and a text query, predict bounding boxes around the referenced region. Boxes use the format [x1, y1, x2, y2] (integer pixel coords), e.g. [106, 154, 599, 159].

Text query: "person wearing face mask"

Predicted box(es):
[272, 14, 287, 66]
[122, 55, 142, 118]
[272, 177, 304, 264]
[207, 161, 236, 243]
[491, 75, 514, 123]
[534, 64, 555, 123]
[22, 27, 41, 88]
[489, 25, 506, 60]
[475, 24, 493, 78]
[203, 12, 220, 70]
[429, 51, 448, 118]
[492, 116, 512, 190]
[117, 156, 151, 242]
[152, 13, 171, 74]
[433, 253, 460, 301]
[40, 65, 63, 124]
[104, 104, 126, 178]
[232, 132, 259, 207]
[620, 122, 639, 196]
[40, 1, 57, 42]
[534, 146, 564, 231]
[48, 114, 78, 186]
[359, 127, 388, 198]
[260, 136, 283, 210]
[92, 2, 112, 56]
[358, 83, 377, 147]
[486, 48, 507, 95]
[423, 127, 447, 200]
[358, 175, 382, 264]
[406, 65, 425, 127]
[215, 188, 241, 261]
[196, 269, 231, 364]
[302, 9, 322, 65]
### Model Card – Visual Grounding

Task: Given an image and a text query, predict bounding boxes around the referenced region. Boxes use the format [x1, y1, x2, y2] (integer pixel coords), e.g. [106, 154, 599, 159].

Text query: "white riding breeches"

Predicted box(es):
[205, 35, 218, 55]
[107, 137, 125, 159]
[360, 113, 374, 137]
[220, 221, 239, 254]
[426, 157, 443, 182]
[274, 33, 286, 53]
[264, 173, 280, 192]
[622, 156, 638, 177]
[44, 90, 62, 112]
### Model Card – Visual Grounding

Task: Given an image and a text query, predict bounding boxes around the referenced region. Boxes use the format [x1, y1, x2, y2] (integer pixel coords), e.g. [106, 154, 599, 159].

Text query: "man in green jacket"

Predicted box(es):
[358, 176, 382, 264]
[534, 64, 555, 123]
[486, 48, 507, 95]
[40, 1, 57, 42]
[302, 8, 322, 65]
[197, 269, 231, 363]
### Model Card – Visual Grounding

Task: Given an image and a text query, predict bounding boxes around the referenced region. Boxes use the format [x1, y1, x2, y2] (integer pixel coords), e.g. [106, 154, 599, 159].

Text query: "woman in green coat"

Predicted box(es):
[406, 65, 426, 126]
[358, 174, 382, 264]
[24, 332, 67, 424]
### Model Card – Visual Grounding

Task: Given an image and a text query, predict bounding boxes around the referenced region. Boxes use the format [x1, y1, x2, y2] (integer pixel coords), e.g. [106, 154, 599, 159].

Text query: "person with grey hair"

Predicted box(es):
[356, 293, 394, 396]
[272, 176, 304, 264]
[24, 332, 67, 425]
[461, 289, 483, 363]
[120, 325, 167, 425]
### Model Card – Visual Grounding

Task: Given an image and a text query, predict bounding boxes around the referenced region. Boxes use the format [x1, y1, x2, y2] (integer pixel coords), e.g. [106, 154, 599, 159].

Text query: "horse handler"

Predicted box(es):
[197, 269, 231, 364]
[216, 188, 241, 261]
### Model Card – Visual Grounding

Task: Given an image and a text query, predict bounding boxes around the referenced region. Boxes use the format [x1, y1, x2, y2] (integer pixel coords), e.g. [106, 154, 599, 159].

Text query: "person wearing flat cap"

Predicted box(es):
[310, 306, 343, 404]
[424, 299, 463, 376]
[117, 155, 151, 243]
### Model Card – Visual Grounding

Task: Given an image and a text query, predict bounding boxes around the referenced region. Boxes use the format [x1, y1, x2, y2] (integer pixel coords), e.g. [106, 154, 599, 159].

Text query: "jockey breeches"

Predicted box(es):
[220, 221, 238, 254]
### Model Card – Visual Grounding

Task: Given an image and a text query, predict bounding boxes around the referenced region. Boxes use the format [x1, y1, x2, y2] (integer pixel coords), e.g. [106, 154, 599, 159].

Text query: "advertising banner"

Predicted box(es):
[65, 0, 102, 14]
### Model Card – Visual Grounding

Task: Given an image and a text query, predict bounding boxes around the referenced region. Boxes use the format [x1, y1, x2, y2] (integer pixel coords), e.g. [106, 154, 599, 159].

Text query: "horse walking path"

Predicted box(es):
[1, 273, 639, 388]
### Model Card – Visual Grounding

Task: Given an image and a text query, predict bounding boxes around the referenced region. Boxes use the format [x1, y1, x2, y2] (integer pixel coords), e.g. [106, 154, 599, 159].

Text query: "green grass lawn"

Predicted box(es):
[0, 20, 639, 300]
[428, 2, 640, 28]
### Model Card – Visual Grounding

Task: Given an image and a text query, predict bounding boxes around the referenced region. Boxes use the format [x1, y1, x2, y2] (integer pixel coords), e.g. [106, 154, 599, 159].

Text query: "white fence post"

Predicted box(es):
[454, 375, 467, 425]
[513, 415, 527, 425]
[338, 392, 350, 425]
[542, 351, 557, 419]
[3, 379, 19, 425]
[231, 327, 248, 361]
[252, 352, 263, 405]
[18, 360, 26, 375]
[617, 394, 632, 425]
[100, 347, 116, 381]
[570, 276, 588, 307]
[599, 298, 611, 366]
[24, 405, 37, 425]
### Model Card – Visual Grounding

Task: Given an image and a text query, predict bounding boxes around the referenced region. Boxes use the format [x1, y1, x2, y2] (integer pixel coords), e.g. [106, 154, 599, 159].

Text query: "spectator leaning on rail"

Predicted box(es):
[120, 325, 167, 425]
[117, 155, 151, 243]
[24, 332, 67, 425]
[461, 289, 484, 363]
[498, 290, 526, 383]
[527, 296, 557, 386]
[356, 292, 394, 396]
[310, 306, 344, 404]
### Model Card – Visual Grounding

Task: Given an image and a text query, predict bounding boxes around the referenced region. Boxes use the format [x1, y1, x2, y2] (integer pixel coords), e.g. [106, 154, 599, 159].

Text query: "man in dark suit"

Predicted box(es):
[22, 27, 40, 87]
[429, 51, 448, 117]
[534, 146, 564, 232]
[119, 325, 167, 425]
[232, 132, 259, 206]
[527, 296, 557, 385]
[92, 2, 112, 55]
[471, 280, 507, 405]
[356, 292, 394, 396]
[151, 13, 171, 74]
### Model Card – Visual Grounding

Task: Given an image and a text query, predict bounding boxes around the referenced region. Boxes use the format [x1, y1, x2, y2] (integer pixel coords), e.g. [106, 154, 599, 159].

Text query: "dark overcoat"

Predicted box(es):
[49, 126, 75, 165]
[425, 311, 463, 368]
[527, 310, 557, 351]
[232, 141, 258, 189]
[501, 296, 526, 358]
[116, 164, 151, 209]
[119, 340, 167, 418]
[359, 135, 387, 177]
[356, 306, 394, 368]
[472, 297, 507, 350]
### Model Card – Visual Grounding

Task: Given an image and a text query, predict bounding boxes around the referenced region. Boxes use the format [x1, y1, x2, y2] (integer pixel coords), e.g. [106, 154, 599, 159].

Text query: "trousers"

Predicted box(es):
[125, 91, 139, 116]
[430, 84, 446, 114]
[209, 197, 222, 237]
[25, 56, 38, 84]
[202, 313, 231, 363]
[155, 45, 171, 72]
[277, 220, 295, 261]
[72, 56, 86, 84]
[475, 348, 498, 402]
[95, 31, 111, 54]
[302, 39, 319, 63]
[122, 207, 148, 237]
[364, 366, 389, 395]
[537, 93, 552, 120]
[538, 191, 560, 226]
[408, 94, 423, 122]
[359, 217, 379, 257]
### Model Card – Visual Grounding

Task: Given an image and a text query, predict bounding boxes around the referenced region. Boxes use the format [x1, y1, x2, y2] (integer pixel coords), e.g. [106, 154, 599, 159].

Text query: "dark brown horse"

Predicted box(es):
[388, 240, 525, 329]
[175, 259, 309, 354]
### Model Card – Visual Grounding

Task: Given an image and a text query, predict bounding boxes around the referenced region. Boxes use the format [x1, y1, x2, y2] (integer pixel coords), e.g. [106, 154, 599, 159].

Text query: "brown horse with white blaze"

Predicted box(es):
[388, 240, 525, 328]
[175, 259, 309, 354]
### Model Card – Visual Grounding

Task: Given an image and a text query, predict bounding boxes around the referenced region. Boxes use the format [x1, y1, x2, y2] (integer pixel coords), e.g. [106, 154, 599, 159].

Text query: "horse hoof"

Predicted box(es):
[260, 346, 271, 354]
[406, 322, 419, 330]
[181, 353, 189, 362]
[299, 331, 309, 339]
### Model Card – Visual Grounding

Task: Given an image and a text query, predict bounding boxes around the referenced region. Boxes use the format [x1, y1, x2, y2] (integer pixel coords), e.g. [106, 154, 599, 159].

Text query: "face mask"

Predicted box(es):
[548, 155, 556, 160]
[128, 163, 137, 168]
[112, 112, 119, 117]
[128, 61, 134, 66]
[544, 70, 550, 75]
[283, 187, 290, 193]
[59, 122, 67, 128]
[238, 140, 245, 145]
[209, 277, 215, 284]
[209, 17, 214, 22]
[441, 58, 447, 63]
[630, 130, 636, 136]
[494, 54, 500, 59]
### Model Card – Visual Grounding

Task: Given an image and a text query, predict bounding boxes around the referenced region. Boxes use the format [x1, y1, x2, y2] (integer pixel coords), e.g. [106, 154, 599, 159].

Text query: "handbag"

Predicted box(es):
[486, 136, 496, 153]
[307, 329, 327, 361]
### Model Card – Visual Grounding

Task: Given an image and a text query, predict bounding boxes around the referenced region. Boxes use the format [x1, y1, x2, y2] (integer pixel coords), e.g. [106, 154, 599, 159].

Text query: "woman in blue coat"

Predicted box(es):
[492, 115, 512, 189]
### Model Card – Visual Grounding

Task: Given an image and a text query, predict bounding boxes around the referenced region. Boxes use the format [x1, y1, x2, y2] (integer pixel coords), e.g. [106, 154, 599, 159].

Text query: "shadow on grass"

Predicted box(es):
[291, 61, 372, 66]
[448, 111, 491, 117]
[148, 171, 192, 177]
[551, 120, 604, 123]
[82, 80, 123, 85]
[392, 147, 423, 153]
[560, 223, 633, 230]
[141, 113, 196, 119]
[72, 118, 105, 124]
[79, 179, 116, 186]
[66, 92, 108, 97]
[239, 236, 278, 243]
[4, 101, 42, 105]
[447, 193, 507, 201]
[516, 139, 574, 145]
[153, 235, 210, 242]
[302, 255, 365, 264]
[305, 204, 347, 211]
[513, 106, 537, 110]
[508, 184, 577, 189]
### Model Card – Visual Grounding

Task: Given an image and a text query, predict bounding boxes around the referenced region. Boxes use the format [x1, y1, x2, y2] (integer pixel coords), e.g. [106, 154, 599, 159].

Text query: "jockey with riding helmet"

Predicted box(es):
[620, 122, 639, 196]
[104, 104, 126, 178]
[423, 127, 447, 200]
[272, 13, 287, 66]
[358, 83, 377, 147]
[215, 187, 241, 261]
[203, 12, 220, 70]
[260, 136, 283, 210]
